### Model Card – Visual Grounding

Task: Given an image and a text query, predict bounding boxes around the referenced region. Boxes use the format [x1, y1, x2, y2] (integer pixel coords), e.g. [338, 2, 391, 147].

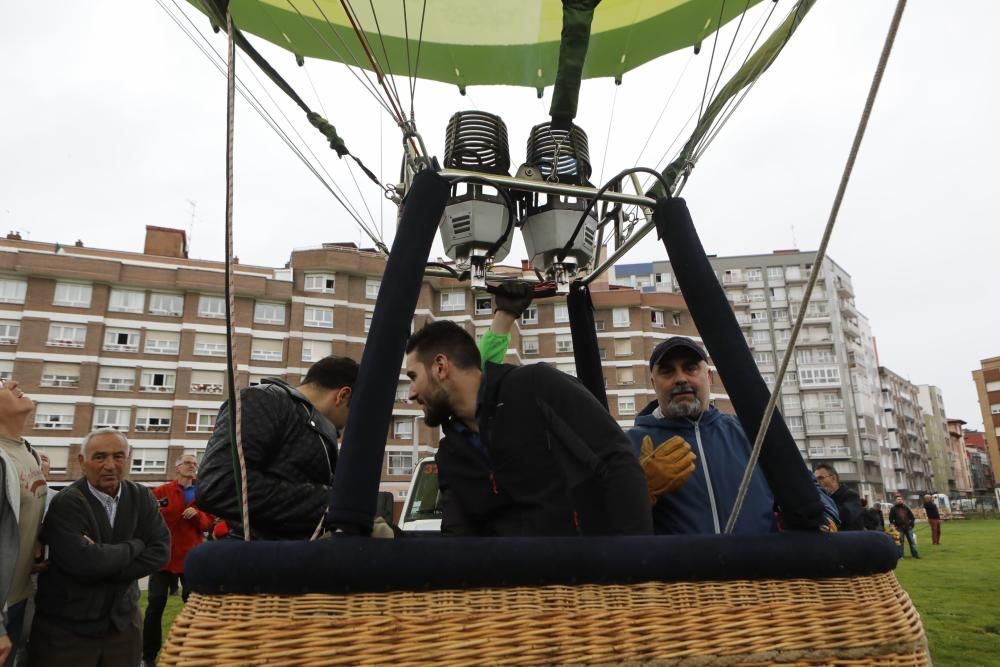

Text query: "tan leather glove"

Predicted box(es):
[639, 435, 696, 504]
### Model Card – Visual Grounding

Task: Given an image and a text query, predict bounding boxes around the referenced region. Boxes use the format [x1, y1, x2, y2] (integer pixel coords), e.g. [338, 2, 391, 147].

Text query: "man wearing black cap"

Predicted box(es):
[628, 337, 839, 535]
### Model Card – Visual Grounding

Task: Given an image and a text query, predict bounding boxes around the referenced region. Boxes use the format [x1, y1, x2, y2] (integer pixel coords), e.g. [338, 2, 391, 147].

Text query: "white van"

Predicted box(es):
[399, 456, 442, 533]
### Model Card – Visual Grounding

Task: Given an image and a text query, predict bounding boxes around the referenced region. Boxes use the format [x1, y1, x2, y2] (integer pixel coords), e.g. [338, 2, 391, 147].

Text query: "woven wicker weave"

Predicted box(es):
[159, 572, 927, 666]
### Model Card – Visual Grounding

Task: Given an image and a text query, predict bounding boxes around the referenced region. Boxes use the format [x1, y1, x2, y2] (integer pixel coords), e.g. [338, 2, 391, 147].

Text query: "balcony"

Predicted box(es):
[721, 273, 747, 286]
[835, 278, 854, 298]
[839, 298, 857, 316]
[104, 343, 139, 353]
[40, 376, 80, 388]
[97, 380, 134, 391]
[47, 338, 85, 349]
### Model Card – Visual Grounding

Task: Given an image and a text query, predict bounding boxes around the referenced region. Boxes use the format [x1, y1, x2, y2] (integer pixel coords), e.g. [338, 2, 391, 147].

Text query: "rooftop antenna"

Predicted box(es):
[186, 200, 197, 251]
[790, 223, 798, 249]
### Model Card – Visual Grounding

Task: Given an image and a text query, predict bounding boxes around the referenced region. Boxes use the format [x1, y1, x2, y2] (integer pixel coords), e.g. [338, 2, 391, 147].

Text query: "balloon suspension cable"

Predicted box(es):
[725, 0, 907, 534]
[224, 10, 251, 541]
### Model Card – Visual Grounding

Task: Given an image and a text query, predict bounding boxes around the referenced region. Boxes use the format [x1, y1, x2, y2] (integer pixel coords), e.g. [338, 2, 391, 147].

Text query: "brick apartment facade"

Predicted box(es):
[1, 227, 727, 514]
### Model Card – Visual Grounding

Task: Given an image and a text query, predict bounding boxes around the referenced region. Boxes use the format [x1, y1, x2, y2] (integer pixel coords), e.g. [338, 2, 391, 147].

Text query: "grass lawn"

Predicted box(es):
[893, 518, 1000, 666]
[141, 521, 1000, 665]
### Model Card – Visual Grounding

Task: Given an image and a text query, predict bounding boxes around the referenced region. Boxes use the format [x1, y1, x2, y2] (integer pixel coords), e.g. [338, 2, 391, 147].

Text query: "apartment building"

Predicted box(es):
[972, 356, 1000, 484]
[879, 366, 933, 499]
[613, 250, 889, 501]
[1, 227, 720, 513]
[917, 385, 951, 493]
[945, 418, 974, 497]
[963, 429, 996, 497]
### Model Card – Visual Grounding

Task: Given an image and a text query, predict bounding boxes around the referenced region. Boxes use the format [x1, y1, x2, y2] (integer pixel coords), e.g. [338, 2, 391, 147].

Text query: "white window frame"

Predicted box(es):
[304, 273, 336, 294]
[554, 303, 569, 323]
[0, 279, 27, 304]
[40, 364, 80, 388]
[364, 313, 372, 333]
[393, 419, 413, 439]
[33, 404, 74, 430]
[149, 293, 184, 317]
[186, 410, 218, 433]
[440, 290, 466, 312]
[522, 337, 539, 355]
[198, 295, 225, 319]
[612, 307, 630, 328]
[521, 307, 538, 325]
[618, 396, 636, 416]
[108, 288, 144, 313]
[302, 339, 332, 363]
[135, 408, 172, 433]
[555, 335, 573, 354]
[651, 310, 665, 328]
[140, 370, 176, 392]
[0, 321, 20, 345]
[190, 370, 225, 395]
[617, 367, 635, 385]
[751, 330, 770, 344]
[474, 296, 493, 316]
[365, 279, 381, 300]
[304, 307, 334, 328]
[254, 302, 285, 325]
[250, 339, 283, 362]
[130, 448, 168, 474]
[53, 282, 93, 308]
[614, 338, 632, 356]
[93, 407, 130, 431]
[750, 310, 769, 322]
[194, 334, 227, 357]
[103, 329, 140, 353]
[144, 332, 179, 355]
[745, 268, 763, 282]
[767, 266, 784, 280]
[387, 452, 414, 476]
[97, 367, 135, 392]
[47, 323, 87, 348]
[672, 312, 682, 327]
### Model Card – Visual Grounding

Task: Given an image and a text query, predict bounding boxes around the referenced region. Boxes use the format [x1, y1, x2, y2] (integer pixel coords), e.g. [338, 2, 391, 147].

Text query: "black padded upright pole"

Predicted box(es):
[653, 197, 825, 530]
[567, 280, 608, 409]
[325, 170, 450, 535]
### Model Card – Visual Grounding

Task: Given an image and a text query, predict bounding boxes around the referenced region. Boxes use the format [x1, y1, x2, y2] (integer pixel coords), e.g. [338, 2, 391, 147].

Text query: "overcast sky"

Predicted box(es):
[1, 1, 997, 429]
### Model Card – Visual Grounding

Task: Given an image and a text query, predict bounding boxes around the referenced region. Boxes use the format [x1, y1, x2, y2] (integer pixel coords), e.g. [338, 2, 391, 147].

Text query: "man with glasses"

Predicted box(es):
[813, 464, 864, 531]
[141, 454, 213, 667]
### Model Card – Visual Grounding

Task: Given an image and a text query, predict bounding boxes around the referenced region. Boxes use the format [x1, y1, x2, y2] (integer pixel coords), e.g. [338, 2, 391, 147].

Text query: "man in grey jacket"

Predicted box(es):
[29, 429, 169, 667]
[1, 379, 46, 667]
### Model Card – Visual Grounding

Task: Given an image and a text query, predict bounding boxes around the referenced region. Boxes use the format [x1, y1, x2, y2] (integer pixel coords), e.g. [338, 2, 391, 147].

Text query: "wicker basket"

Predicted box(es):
[159, 572, 927, 666]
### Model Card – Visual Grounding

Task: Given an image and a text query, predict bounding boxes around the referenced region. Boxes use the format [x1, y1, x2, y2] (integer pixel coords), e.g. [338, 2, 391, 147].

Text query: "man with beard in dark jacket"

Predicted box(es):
[197, 356, 356, 540]
[814, 463, 865, 531]
[627, 337, 839, 535]
[404, 320, 651, 536]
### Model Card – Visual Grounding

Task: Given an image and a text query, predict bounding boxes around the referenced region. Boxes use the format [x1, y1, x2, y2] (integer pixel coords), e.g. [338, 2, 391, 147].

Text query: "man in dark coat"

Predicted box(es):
[923, 494, 942, 545]
[814, 463, 865, 531]
[30, 428, 169, 667]
[404, 320, 651, 536]
[889, 495, 919, 558]
[861, 498, 884, 531]
[197, 356, 356, 540]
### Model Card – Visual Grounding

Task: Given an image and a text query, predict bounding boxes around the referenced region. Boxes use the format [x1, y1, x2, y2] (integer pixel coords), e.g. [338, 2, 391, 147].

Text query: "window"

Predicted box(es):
[986, 380, 1000, 392]
[594, 320, 605, 332]
[614, 338, 632, 356]
[721, 269, 742, 284]
[393, 419, 413, 439]
[767, 266, 784, 281]
[554, 303, 569, 323]
[108, 289, 144, 313]
[747, 290, 766, 303]
[366, 279, 381, 300]
[53, 282, 92, 308]
[556, 362, 577, 377]
[612, 307, 630, 328]
[651, 310, 665, 328]
[304, 273, 336, 293]
[992, 404, 1000, 415]
[103, 328, 139, 352]
[97, 367, 135, 391]
[618, 367, 635, 385]
[32, 446, 68, 474]
[655, 272, 673, 290]
[750, 310, 768, 323]
[47, 323, 86, 348]
[799, 367, 841, 387]
[474, 296, 492, 315]
[786, 266, 802, 281]
[254, 302, 285, 325]
[198, 295, 225, 319]
[786, 415, 805, 431]
[140, 370, 175, 392]
[186, 410, 217, 433]
[761, 373, 775, 385]
[745, 268, 763, 282]
[388, 452, 414, 476]
[804, 302, 829, 319]
[0, 320, 20, 345]
[822, 391, 843, 409]
[753, 351, 773, 365]
[440, 290, 466, 312]
[251, 339, 283, 362]
[364, 313, 372, 333]
[772, 308, 789, 322]
[775, 329, 791, 343]
[769, 287, 786, 301]
[194, 333, 227, 356]
[190, 370, 225, 395]
[0, 361, 12, 382]
[304, 307, 334, 328]
[248, 375, 266, 387]
[599, 346, 607, 360]
[520, 307, 538, 325]
[555, 335, 573, 354]
[618, 396, 636, 416]
[786, 371, 798, 383]
[41, 363, 80, 388]
[33, 403, 74, 430]
[522, 336, 539, 355]
[144, 331, 179, 355]
[0, 279, 27, 304]
[149, 293, 183, 316]
[135, 408, 172, 433]
[396, 381, 410, 401]
[131, 449, 167, 474]
[672, 312, 682, 327]
[93, 407, 130, 431]
[751, 330, 770, 344]
[302, 339, 331, 363]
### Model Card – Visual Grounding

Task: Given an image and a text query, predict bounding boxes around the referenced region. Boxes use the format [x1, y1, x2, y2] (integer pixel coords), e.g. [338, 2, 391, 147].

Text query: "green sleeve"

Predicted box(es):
[478, 329, 510, 370]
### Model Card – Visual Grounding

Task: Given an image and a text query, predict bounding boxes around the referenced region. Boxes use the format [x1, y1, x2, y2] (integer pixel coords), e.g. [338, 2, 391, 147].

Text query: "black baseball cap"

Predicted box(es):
[649, 336, 708, 369]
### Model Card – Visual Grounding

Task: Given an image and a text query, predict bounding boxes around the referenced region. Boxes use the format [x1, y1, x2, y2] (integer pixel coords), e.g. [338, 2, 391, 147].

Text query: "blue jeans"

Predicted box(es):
[2, 599, 27, 667]
[898, 527, 920, 558]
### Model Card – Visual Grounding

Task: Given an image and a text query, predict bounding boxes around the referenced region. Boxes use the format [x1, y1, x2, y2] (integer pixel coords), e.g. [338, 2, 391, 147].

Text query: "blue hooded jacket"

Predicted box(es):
[629, 401, 840, 535]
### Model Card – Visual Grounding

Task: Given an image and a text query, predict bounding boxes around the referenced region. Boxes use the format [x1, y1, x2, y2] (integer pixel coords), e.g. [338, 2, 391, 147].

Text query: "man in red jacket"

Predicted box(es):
[141, 454, 213, 666]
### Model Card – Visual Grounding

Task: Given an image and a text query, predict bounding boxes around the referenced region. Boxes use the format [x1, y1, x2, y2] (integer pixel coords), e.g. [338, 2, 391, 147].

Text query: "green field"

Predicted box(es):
[142, 520, 1000, 665]
[893, 518, 1000, 666]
